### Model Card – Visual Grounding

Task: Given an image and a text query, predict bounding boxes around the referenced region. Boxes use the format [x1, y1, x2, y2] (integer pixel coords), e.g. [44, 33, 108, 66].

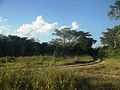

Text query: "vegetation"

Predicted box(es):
[52, 28, 96, 48]
[0, 28, 99, 60]
[108, 0, 120, 20]
[0, 0, 120, 90]
[0, 56, 120, 90]
[99, 0, 120, 57]
[101, 25, 120, 57]
[101, 0, 120, 56]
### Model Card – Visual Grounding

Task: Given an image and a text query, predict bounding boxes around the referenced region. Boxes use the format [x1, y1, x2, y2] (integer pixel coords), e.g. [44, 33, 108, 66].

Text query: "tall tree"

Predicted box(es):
[101, 25, 120, 56]
[101, 25, 120, 49]
[53, 28, 96, 49]
[52, 27, 97, 57]
[53, 28, 71, 46]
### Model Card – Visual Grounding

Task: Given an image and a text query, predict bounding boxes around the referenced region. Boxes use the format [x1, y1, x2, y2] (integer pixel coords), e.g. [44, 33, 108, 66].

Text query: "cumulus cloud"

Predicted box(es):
[0, 16, 83, 42]
[15, 16, 58, 38]
[71, 21, 79, 30]
[58, 21, 80, 31]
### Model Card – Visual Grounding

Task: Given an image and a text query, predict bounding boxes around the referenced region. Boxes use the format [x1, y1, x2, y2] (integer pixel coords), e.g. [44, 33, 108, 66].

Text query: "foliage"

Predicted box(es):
[52, 28, 96, 49]
[0, 35, 43, 56]
[108, 0, 120, 20]
[0, 28, 97, 59]
[101, 25, 120, 56]
[0, 56, 120, 90]
[51, 28, 97, 58]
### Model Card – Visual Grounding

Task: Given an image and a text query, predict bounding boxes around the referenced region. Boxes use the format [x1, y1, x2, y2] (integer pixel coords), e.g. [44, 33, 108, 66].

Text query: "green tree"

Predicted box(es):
[108, 0, 120, 20]
[53, 28, 71, 46]
[0, 34, 43, 56]
[52, 27, 97, 57]
[101, 25, 120, 56]
[53, 28, 96, 49]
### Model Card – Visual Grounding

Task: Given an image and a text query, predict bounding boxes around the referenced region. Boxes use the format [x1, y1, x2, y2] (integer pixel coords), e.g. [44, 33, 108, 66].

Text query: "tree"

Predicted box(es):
[0, 34, 43, 56]
[53, 28, 71, 46]
[52, 28, 96, 48]
[52, 27, 97, 57]
[108, 0, 120, 20]
[100, 25, 120, 56]
[101, 25, 120, 48]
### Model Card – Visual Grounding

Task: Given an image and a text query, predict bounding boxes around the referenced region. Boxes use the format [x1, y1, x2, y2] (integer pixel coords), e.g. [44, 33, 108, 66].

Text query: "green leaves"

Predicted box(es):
[101, 25, 120, 56]
[52, 28, 96, 49]
[108, 0, 120, 20]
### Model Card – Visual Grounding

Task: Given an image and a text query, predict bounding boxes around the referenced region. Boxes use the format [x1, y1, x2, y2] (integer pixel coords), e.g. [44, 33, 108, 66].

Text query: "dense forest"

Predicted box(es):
[0, 29, 98, 59]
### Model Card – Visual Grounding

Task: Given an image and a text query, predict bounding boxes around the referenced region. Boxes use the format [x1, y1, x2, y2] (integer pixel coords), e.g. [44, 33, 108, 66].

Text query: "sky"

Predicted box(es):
[0, 0, 119, 46]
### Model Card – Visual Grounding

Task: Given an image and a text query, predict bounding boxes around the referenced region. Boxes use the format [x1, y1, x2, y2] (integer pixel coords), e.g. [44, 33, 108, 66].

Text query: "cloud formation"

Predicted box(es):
[15, 16, 58, 38]
[0, 16, 82, 42]
[58, 21, 80, 31]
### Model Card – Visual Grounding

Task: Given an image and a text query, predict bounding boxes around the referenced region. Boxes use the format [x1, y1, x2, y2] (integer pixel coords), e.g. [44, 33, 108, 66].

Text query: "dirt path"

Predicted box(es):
[56, 60, 120, 78]
[56, 59, 105, 69]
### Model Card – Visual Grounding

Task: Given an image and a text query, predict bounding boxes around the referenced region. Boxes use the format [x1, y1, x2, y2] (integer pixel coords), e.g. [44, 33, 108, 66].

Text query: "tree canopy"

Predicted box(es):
[51, 28, 98, 59]
[0, 28, 97, 59]
[0, 34, 46, 56]
[100, 25, 120, 56]
[108, 0, 120, 20]
[52, 28, 96, 49]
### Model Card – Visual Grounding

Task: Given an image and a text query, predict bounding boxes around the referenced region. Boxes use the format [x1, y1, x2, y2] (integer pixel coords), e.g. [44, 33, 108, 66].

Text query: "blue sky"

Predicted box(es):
[0, 0, 119, 46]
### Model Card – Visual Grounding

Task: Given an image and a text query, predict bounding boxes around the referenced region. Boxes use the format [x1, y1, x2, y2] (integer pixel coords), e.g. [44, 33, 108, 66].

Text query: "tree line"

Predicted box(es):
[0, 0, 119, 59]
[0, 28, 99, 60]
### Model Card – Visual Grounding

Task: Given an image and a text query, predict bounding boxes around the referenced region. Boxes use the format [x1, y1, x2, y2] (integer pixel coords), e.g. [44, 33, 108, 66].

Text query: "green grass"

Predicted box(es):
[0, 56, 120, 90]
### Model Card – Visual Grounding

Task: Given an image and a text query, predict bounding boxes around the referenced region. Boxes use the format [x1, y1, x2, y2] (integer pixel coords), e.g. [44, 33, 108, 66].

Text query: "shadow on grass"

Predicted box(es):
[0, 56, 15, 63]
[74, 77, 118, 90]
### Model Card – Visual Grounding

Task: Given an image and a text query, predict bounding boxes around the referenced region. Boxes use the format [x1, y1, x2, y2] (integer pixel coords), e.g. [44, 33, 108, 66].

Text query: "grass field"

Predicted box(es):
[0, 56, 120, 90]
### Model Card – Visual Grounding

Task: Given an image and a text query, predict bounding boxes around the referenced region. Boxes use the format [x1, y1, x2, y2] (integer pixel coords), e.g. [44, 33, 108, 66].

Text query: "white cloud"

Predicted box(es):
[15, 16, 58, 38]
[71, 21, 79, 30]
[0, 16, 85, 42]
[58, 21, 80, 31]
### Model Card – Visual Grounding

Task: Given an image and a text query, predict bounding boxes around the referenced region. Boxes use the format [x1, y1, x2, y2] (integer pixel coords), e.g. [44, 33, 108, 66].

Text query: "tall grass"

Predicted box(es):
[1, 67, 120, 90]
[0, 66, 76, 90]
[0, 56, 120, 90]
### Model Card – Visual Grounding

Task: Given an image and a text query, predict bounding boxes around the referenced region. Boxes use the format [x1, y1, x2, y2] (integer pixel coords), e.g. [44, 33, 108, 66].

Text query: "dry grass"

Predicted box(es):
[0, 56, 120, 90]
